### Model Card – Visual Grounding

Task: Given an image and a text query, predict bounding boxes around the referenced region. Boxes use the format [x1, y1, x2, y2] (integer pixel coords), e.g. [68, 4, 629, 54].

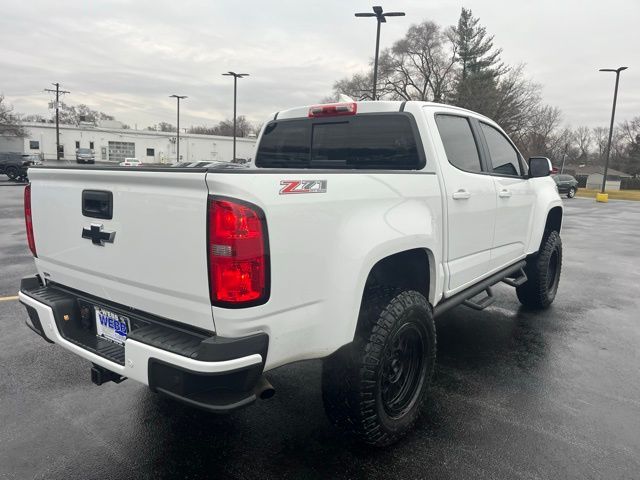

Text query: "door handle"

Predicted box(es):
[499, 189, 512, 198]
[452, 189, 471, 200]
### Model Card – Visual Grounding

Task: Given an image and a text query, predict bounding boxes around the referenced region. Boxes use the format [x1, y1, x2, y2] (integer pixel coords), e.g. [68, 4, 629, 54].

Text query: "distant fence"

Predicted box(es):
[576, 175, 588, 188]
[621, 177, 640, 190]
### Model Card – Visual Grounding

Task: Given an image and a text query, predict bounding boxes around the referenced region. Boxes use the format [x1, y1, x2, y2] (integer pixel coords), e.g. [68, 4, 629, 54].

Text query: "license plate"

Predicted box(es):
[95, 307, 130, 345]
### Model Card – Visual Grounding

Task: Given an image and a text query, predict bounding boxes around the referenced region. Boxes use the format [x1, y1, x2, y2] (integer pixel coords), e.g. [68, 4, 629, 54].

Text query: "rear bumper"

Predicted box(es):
[19, 276, 269, 412]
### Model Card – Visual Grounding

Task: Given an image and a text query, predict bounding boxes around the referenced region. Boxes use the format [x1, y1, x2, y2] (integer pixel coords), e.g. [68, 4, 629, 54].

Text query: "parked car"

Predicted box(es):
[19, 101, 563, 447]
[173, 161, 250, 169]
[552, 174, 578, 198]
[119, 158, 142, 166]
[76, 148, 95, 164]
[0, 152, 40, 182]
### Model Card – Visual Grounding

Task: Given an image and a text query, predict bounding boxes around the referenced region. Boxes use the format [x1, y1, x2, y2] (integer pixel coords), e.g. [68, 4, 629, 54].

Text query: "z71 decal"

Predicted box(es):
[279, 180, 328, 195]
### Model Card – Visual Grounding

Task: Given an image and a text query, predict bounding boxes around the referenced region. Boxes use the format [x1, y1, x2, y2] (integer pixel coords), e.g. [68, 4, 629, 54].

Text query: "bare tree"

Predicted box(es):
[552, 128, 577, 169]
[189, 119, 262, 137]
[188, 125, 217, 135]
[57, 103, 115, 125]
[378, 21, 458, 101]
[620, 117, 640, 145]
[574, 126, 592, 164]
[22, 113, 49, 123]
[333, 72, 375, 101]
[0, 95, 26, 137]
[619, 117, 640, 175]
[592, 126, 608, 165]
[212, 116, 253, 137]
[515, 104, 562, 159]
[333, 20, 458, 102]
[494, 64, 543, 140]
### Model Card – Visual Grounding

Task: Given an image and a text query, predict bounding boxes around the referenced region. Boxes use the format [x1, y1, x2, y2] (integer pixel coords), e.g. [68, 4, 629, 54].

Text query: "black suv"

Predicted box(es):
[0, 152, 40, 182]
[552, 174, 579, 198]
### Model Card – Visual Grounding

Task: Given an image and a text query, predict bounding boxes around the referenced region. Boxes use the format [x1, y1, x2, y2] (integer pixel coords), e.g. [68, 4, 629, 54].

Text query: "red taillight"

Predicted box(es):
[208, 198, 269, 305]
[24, 184, 37, 257]
[308, 102, 357, 118]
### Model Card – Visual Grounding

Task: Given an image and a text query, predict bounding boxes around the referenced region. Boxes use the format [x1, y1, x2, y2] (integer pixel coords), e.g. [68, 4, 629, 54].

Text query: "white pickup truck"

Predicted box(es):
[19, 101, 563, 446]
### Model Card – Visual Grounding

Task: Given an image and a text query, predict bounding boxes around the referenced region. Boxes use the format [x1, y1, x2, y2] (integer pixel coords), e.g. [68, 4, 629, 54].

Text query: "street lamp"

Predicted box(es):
[169, 94, 187, 163]
[222, 72, 249, 161]
[355, 6, 405, 100]
[598, 66, 627, 194]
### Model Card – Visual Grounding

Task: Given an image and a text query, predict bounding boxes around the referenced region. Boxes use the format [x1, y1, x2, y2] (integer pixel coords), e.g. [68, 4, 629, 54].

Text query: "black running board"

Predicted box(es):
[434, 260, 526, 318]
[502, 267, 528, 287]
[462, 287, 495, 311]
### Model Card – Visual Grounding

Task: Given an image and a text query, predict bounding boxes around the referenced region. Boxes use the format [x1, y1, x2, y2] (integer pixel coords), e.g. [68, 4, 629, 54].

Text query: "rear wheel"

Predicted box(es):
[567, 187, 576, 198]
[322, 288, 436, 447]
[516, 230, 562, 309]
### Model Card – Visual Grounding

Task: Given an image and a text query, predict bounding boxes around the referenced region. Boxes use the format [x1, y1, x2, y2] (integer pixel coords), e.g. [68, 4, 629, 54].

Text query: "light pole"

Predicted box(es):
[169, 94, 187, 163]
[355, 6, 405, 100]
[598, 66, 627, 193]
[222, 72, 249, 161]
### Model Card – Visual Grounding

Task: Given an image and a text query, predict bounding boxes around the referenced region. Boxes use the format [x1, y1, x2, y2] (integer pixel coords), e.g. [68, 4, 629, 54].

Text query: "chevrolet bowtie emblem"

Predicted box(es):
[82, 224, 116, 246]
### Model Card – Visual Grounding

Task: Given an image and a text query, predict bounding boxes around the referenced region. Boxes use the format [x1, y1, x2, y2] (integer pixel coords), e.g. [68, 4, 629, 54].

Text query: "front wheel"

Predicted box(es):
[567, 187, 576, 198]
[516, 231, 562, 309]
[322, 288, 436, 447]
[5, 166, 18, 180]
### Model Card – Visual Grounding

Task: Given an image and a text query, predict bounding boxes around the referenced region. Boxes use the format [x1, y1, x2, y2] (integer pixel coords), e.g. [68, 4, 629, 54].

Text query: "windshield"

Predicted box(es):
[77, 148, 92, 154]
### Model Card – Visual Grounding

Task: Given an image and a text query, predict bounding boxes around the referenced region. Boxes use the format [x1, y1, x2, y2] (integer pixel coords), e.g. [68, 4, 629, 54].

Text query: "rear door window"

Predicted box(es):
[256, 114, 423, 169]
[257, 121, 311, 167]
[435, 115, 483, 173]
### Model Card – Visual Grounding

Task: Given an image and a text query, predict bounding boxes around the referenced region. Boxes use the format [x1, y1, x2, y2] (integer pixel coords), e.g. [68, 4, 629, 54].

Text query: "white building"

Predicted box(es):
[18, 122, 257, 163]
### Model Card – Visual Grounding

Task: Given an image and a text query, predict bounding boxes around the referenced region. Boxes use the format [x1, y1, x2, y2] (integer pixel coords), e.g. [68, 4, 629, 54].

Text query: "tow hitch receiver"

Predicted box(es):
[91, 364, 125, 385]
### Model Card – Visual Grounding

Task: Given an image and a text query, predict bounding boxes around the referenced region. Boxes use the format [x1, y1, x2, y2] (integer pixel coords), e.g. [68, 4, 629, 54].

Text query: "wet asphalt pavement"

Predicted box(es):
[1, 179, 639, 479]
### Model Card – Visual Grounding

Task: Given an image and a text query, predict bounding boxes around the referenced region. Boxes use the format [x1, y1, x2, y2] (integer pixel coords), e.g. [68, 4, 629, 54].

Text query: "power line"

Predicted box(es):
[44, 83, 70, 160]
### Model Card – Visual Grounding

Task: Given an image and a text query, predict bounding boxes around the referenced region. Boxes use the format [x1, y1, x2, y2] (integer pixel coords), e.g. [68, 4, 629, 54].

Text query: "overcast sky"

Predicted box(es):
[1, 0, 638, 129]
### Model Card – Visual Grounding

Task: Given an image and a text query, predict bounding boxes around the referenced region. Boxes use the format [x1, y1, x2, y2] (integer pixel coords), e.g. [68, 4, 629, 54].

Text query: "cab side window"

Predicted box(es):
[480, 123, 522, 176]
[435, 115, 482, 173]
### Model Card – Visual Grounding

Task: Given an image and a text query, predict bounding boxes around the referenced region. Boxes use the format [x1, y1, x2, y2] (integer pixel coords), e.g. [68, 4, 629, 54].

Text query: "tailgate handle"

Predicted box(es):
[82, 190, 113, 220]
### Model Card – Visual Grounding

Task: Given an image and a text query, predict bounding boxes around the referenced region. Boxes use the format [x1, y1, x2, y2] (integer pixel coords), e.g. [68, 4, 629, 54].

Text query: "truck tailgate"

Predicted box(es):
[28, 168, 214, 332]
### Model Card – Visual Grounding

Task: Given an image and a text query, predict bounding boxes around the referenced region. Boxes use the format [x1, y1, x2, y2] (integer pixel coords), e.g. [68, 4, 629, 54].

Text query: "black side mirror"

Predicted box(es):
[528, 157, 552, 178]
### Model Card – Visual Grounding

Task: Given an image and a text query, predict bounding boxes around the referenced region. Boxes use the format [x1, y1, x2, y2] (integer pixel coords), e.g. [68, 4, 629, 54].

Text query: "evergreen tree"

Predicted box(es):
[454, 8, 503, 79]
[450, 8, 505, 116]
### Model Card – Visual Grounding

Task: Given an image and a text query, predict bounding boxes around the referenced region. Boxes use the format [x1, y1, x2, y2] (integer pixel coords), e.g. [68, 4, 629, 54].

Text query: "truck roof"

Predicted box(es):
[272, 100, 493, 122]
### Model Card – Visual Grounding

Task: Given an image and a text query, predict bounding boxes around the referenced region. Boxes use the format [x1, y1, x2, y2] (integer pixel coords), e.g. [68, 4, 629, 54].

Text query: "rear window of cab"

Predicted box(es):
[255, 113, 425, 169]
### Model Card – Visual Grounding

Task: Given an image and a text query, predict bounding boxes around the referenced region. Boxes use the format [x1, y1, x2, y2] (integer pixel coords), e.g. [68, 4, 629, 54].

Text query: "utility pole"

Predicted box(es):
[598, 67, 627, 194]
[169, 95, 187, 163]
[355, 6, 405, 100]
[222, 72, 249, 161]
[44, 83, 70, 160]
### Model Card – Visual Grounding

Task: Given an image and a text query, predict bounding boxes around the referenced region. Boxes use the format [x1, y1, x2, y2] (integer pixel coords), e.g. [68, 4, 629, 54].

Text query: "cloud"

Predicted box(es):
[1, 0, 638, 128]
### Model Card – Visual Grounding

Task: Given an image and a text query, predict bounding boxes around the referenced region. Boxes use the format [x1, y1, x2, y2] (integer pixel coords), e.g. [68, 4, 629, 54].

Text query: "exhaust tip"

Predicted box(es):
[259, 386, 276, 400]
[254, 376, 276, 400]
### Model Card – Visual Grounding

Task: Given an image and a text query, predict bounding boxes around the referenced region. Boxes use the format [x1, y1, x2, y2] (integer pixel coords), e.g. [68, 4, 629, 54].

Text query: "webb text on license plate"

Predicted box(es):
[95, 308, 130, 345]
